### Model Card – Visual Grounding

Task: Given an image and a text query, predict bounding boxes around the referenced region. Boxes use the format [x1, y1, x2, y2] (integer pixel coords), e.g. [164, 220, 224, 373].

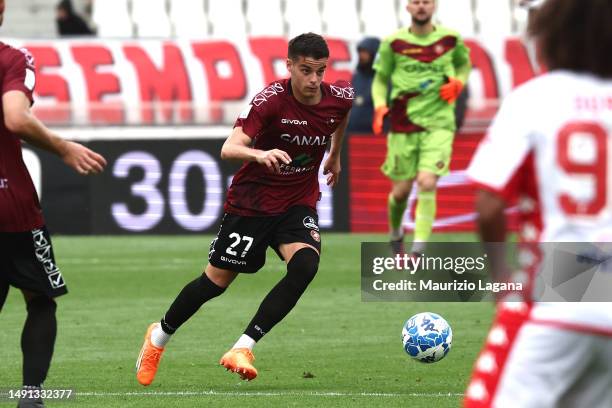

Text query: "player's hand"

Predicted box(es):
[256, 149, 292, 173]
[61, 141, 107, 175]
[323, 154, 341, 187]
[440, 77, 463, 104]
[372, 106, 389, 135]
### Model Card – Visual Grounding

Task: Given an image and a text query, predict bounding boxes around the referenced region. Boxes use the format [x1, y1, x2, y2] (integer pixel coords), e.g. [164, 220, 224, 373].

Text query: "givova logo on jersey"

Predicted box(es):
[281, 118, 308, 126]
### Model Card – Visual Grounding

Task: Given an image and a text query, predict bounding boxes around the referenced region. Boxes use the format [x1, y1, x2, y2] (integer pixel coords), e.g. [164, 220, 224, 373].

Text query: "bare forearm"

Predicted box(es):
[220, 142, 263, 162]
[329, 137, 342, 159]
[475, 190, 510, 282]
[329, 130, 346, 159]
[10, 111, 67, 157]
[475, 190, 507, 242]
[221, 127, 264, 162]
[329, 112, 350, 158]
[478, 212, 506, 242]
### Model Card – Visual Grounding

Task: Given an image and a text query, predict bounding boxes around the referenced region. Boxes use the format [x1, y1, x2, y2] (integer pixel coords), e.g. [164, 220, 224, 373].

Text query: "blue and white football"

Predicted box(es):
[402, 312, 452, 363]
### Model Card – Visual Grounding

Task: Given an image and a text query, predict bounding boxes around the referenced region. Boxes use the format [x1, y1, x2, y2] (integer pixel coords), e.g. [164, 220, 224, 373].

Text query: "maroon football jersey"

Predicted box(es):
[0, 43, 44, 232]
[227, 78, 353, 216]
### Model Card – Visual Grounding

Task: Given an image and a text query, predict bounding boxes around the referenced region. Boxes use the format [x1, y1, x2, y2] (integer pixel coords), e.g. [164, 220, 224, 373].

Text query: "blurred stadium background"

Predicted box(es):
[1, 1, 531, 406]
[4, 0, 527, 39]
[2, 0, 536, 236]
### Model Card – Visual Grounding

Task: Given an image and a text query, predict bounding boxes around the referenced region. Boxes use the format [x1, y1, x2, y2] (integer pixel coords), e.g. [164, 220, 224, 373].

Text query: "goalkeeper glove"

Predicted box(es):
[372, 106, 390, 135]
[439, 77, 463, 104]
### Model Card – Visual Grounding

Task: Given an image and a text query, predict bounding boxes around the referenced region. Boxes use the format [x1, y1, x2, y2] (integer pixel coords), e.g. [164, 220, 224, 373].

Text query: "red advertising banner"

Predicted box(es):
[349, 132, 483, 233]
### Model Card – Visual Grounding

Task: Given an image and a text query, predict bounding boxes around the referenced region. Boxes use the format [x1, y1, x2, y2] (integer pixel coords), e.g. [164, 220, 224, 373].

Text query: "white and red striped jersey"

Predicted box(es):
[468, 70, 612, 332]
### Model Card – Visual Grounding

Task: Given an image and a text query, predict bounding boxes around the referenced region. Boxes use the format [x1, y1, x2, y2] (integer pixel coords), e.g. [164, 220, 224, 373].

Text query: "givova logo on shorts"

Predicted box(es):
[32, 229, 65, 289]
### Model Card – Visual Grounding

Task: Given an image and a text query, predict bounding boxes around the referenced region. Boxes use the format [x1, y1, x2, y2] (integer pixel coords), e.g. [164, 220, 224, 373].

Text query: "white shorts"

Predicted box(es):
[493, 323, 612, 408]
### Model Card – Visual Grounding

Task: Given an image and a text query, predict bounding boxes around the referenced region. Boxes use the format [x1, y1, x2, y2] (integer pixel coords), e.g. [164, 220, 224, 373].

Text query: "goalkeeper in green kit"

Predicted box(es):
[372, 0, 471, 255]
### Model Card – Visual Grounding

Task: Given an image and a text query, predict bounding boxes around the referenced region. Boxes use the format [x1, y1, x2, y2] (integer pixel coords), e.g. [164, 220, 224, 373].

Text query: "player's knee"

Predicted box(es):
[286, 248, 320, 290]
[204, 265, 237, 289]
[416, 175, 437, 192]
[391, 190, 409, 203]
[391, 185, 411, 202]
[25, 295, 57, 317]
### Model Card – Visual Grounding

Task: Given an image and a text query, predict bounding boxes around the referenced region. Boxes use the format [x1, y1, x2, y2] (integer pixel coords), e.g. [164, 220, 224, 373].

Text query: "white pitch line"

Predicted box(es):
[74, 390, 463, 398]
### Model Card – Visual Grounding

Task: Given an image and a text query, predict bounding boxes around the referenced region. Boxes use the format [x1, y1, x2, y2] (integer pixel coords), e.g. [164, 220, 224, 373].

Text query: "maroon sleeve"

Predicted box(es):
[333, 79, 354, 118]
[2, 47, 36, 104]
[233, 90, 276, 139]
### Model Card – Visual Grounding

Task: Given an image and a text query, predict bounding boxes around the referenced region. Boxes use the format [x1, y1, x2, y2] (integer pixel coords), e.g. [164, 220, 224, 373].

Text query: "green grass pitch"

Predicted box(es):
[0, 233, 493, 407]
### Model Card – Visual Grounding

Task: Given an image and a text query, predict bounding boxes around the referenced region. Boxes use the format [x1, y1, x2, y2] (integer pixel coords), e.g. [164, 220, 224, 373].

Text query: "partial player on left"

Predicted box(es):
[0, 1, 107, 407]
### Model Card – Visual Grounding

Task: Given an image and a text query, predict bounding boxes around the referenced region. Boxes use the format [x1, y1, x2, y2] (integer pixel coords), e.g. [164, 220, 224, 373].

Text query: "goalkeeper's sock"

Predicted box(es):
[232, 334, 256, 351]
[388, 194, 407, 240]
[413, 190, 436, 251]
[411, 241, 426, 255]
[161, 274, 226, 336]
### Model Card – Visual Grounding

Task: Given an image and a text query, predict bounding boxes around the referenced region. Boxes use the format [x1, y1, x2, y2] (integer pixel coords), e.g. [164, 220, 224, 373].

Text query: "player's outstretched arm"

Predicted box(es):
[475, 189, 512, 283]
[3, 90, 107, 175]
[221, 126, 291, 173]
[323, 112, 350, 187]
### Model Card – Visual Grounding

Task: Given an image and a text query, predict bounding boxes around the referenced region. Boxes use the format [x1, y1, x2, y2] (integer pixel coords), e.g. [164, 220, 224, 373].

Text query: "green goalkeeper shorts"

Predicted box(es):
[381, 129, 454, 181]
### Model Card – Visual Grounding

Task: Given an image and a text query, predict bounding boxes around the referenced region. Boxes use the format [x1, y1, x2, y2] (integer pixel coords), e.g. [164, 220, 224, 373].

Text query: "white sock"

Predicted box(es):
[232, 334, 256, 350]
[151, 323, 172, 348]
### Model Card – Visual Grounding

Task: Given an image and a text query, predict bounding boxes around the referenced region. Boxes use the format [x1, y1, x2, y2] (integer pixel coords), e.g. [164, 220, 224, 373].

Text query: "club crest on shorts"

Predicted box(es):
[303, 216, 319, 231]
[310, 230, 321, 242]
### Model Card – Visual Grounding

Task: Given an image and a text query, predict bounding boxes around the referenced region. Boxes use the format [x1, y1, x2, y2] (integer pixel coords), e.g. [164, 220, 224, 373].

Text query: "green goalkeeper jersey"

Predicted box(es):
[372, 25, 471, 133]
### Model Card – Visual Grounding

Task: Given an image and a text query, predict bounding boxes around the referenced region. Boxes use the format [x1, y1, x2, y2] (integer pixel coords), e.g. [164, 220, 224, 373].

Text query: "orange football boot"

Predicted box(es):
[219, 348, 258, 381]
[136, 323, 165, 386]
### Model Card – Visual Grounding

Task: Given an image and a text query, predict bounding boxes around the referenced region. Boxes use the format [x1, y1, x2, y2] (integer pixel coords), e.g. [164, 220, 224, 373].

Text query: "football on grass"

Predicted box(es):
[402, 312, 452, 363]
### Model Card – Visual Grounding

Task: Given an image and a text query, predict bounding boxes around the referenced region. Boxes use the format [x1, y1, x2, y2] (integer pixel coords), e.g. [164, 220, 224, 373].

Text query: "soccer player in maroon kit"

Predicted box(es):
[136, 33, 353, 384]
[0, 1, 106, 406]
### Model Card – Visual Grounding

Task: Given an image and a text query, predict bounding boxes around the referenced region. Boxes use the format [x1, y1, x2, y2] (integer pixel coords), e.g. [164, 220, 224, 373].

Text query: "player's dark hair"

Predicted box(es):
[288, 33, 329, 61]
[528, 0, 612, 78]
